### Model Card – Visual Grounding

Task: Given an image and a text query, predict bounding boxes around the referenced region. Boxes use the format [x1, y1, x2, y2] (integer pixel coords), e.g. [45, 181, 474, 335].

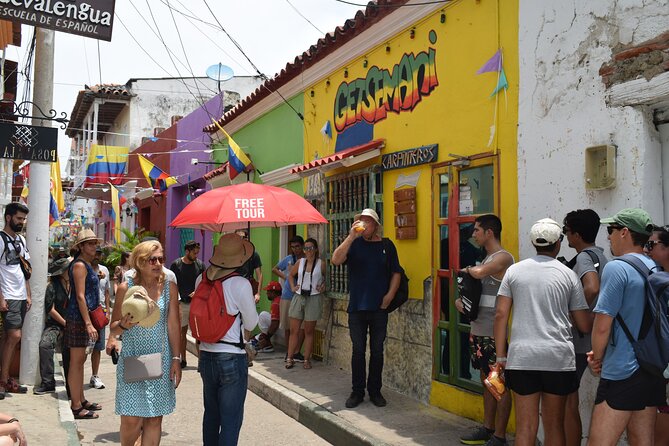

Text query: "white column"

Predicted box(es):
[660, 122, 669, 223]
[21, 28, 54, 385]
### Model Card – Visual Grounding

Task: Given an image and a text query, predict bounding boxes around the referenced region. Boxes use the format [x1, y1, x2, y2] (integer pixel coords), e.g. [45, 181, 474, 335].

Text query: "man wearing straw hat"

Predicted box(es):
[195, 232, 258, 446]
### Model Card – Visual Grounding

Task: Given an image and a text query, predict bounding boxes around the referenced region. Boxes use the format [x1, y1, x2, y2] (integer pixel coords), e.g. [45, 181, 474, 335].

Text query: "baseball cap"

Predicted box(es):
[263, 281, 282, 292]
[530, 218, 562, 246]
[354, 208, 380, 225]
[600, 208, 653, 235]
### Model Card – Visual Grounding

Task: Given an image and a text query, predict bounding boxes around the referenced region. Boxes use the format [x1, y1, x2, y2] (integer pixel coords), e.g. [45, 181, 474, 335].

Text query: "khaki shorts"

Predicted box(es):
[288, 293, 322, 322]
[180, 302, 190, 328]
[279, 299, 291, 330]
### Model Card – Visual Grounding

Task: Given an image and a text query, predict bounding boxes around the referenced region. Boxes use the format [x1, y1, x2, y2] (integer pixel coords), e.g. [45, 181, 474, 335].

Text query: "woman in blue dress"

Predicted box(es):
[110, 241, 181, 446]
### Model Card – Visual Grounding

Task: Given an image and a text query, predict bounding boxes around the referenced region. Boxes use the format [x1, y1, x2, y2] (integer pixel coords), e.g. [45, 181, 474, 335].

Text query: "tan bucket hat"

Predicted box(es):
[73, 228, 102, 248]
[121, 285, 160, 328]
[207, 233, 254, 281]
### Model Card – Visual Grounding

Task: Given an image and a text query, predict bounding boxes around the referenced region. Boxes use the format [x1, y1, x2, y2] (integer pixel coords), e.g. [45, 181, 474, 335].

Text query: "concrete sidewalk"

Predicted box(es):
[188, 335, 480, 446]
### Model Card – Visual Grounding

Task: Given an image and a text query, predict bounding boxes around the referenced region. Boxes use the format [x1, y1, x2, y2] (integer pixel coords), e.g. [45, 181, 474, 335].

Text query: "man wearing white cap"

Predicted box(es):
[493, 218, 592, 446]
[332, 208, 402, 409]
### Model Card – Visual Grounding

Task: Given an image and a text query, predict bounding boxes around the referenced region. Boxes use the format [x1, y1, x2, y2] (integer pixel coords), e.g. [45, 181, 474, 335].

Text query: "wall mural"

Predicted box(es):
[333, 30, 440, 133]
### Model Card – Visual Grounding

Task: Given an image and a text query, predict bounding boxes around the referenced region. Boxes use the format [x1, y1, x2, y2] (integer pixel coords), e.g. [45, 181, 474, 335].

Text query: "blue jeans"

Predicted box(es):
[198, 351, 248, 446]
[348, 310, 388, 396]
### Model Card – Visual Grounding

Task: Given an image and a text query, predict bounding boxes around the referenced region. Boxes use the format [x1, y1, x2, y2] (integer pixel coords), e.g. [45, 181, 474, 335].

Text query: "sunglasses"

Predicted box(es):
[645, 240, 667, 251]
[607, 225, 624, 235]
[303, 246, 315, 251]
[148, 256, 164, 265]
[290, 244, 303, 250]
[562, 226, 570, 235]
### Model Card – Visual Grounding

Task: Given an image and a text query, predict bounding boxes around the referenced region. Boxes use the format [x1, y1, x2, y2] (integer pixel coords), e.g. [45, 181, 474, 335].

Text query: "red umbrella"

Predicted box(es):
[170, 182, 327, 232]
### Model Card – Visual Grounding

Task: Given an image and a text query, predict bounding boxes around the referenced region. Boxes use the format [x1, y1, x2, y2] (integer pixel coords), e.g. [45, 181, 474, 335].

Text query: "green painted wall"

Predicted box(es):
[213, 94, 305, 315]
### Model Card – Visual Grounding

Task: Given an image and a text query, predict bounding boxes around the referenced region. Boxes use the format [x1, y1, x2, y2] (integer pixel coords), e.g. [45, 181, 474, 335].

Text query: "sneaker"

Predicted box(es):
[345, 392, 364, 409]
[33, 385, 56, 395]
[369, 393, 387, 407]
[259, 345, 275, 353]
[293, 352, 305, 362]
[460, 426, 493, 445]
[484, 436, 507, 446]
[89, 375, 105, 389]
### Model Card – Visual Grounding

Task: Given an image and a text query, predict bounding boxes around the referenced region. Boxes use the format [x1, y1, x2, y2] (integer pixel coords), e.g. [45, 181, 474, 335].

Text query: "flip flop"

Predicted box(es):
[82, 400, 102, 411]
[303, 359, 312, 369]
[72, 407, 99, 419]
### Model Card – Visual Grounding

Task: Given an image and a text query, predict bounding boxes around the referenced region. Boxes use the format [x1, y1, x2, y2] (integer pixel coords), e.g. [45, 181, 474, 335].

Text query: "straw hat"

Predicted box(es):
[73, 228, 102, 248]
[48, 258, 71, 277]
[207, 233, 254, 281]
[121, 285, 160, 328]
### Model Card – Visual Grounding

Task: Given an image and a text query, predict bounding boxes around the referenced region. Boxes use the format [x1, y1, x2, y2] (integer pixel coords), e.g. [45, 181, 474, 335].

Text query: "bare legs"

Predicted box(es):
[121, 415, 163, 446]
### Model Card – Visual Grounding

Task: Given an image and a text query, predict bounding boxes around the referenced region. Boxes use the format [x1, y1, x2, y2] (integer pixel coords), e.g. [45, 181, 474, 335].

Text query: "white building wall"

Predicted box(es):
[518, 2, 669, 444]
[518, 0, 669, 258]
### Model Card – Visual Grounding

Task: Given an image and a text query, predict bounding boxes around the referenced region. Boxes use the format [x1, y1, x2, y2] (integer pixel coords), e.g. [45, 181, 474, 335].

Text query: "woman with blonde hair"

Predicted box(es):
[110, 241, 181, 446]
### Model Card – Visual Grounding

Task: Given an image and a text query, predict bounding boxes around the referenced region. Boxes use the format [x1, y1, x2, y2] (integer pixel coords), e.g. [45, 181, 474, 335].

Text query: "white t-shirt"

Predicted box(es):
[196, 275, 259, 354]
[0, 232, 29, 300]
[498, 255, 588, 371]
[98, 264, 110, 307]
[124, 267, 177, 285]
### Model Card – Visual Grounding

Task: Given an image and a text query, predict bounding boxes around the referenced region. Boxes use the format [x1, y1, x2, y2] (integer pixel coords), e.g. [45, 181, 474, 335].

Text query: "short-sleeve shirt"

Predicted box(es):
[593, 253, 655, 380]
[45, 279, 69, 328]
[571, 247, 608, 353]
[0, 231, 29, 300]
[498, 255, 589, 371]
[275, 254, 298, 300]
[237, 252, 262, 281]
[345, 237, 402, 312]
[97, 264, 110, 308]
[170, 258, 205, 303]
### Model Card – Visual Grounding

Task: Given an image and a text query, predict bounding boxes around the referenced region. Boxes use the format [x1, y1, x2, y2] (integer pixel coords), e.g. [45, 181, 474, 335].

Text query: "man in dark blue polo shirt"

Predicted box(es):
[332, 208, 401, 409]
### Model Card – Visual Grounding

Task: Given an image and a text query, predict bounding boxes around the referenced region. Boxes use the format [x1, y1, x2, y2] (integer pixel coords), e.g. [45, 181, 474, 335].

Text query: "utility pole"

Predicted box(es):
[20, 27, 54, 385]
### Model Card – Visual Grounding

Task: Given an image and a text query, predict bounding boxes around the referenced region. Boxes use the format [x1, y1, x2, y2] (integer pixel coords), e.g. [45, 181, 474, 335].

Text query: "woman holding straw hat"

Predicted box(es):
[110, 240, 181, 446]
[65, 228, 104, 420]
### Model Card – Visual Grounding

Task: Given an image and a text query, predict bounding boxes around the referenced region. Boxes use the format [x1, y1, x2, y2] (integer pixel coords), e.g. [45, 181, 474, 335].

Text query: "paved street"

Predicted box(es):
[74, 350, 331, 445]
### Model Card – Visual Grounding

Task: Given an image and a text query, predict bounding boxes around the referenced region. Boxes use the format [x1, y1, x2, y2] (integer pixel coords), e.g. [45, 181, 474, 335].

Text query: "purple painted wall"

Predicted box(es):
[166, 94, 224, 264]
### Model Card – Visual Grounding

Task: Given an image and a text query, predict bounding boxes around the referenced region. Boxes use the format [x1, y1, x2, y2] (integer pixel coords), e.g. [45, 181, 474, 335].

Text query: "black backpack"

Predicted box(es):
[457, 270, 482, 321]
[614, 255, 669, 378]
[381, 238, 409, 313]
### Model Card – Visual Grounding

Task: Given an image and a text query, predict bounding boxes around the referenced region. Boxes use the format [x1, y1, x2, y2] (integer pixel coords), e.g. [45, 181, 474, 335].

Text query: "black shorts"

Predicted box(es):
[505, 369, 579, 396]
[575, 353, 588, 384]
[2, 300, 27, 330]
[595, 368, 666, 411]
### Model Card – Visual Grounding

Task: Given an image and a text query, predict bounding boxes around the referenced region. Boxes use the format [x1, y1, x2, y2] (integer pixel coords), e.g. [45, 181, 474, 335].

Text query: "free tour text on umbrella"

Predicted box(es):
[235, 198, 266, 219]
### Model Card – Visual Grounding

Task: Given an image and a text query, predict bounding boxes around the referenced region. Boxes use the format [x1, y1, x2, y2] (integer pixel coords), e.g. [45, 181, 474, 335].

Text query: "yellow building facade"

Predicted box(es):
[298, 0, 519, 422]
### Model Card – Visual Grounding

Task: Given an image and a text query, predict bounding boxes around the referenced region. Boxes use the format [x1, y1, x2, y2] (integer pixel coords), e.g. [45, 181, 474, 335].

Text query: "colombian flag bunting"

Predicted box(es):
[138, 155, 178, 192]
[85, 145, 128, 186]
[110, 183, 122, 244]
[49, 158, 64, 227]
[211, 119, 252, 181]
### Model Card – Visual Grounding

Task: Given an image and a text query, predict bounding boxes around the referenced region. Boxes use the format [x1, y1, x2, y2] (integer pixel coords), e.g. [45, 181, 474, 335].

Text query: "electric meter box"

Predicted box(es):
[585, 145, 616, 190]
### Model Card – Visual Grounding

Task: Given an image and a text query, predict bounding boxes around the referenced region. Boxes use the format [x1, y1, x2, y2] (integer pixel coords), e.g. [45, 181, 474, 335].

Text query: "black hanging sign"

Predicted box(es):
[0, 122, 57, 163]
[0, 0, 116, 41]
[382, 144, 438, 171]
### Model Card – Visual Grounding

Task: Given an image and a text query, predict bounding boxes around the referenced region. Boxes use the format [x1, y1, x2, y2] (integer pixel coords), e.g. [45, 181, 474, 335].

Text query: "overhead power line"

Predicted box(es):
[285, 0, 325, 35]
[334, 0, 451, 6]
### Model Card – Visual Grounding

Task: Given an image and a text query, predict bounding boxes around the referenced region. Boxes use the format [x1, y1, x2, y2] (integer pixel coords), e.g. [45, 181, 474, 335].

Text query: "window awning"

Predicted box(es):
[290, 139, 385, 178]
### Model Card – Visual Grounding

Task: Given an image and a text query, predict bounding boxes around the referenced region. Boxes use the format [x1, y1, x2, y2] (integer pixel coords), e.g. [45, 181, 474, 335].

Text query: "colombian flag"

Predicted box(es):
[49, 158, 64, 227]
[138, 155, 178, 192]
[110, 183, 124, 244]
[211, 120, 252, 181]
[85, 145, 128, 186]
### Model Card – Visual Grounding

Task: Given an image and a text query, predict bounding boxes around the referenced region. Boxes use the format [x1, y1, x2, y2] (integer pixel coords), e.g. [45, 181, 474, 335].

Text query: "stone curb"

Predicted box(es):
[186, 335, 389, 446]
[54, 353, 82, 446]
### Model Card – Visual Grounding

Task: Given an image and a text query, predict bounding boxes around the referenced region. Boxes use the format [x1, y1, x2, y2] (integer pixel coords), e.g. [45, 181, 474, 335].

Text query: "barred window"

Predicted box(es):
[326, 167, 383, 295]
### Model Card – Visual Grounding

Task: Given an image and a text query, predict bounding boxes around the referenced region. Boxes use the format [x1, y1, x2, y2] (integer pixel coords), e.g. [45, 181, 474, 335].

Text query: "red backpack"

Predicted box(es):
[189, 272, 242, 345]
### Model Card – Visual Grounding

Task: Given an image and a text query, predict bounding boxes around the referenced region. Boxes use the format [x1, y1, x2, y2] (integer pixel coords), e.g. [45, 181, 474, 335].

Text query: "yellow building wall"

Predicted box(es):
[303, 0, 519, 422]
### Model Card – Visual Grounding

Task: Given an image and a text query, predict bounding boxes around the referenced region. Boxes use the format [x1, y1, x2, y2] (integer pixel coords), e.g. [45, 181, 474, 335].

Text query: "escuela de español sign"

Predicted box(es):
[0, 122, 57, 163]
[0, 0, 115, 41]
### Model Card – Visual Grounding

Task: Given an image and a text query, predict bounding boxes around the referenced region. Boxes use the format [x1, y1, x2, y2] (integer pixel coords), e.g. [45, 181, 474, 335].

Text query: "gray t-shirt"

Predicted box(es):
[498, 255, 589, 371]
[571, 247, 608, 354]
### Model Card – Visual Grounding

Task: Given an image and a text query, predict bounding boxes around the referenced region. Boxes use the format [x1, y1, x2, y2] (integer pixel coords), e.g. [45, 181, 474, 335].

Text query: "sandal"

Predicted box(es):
[285, 358, 295, 369]
[72, 407, 99, 419]
[303, 359, 312, 370]
[3, 378, 27, 394]
[82, 400, 102, 411]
